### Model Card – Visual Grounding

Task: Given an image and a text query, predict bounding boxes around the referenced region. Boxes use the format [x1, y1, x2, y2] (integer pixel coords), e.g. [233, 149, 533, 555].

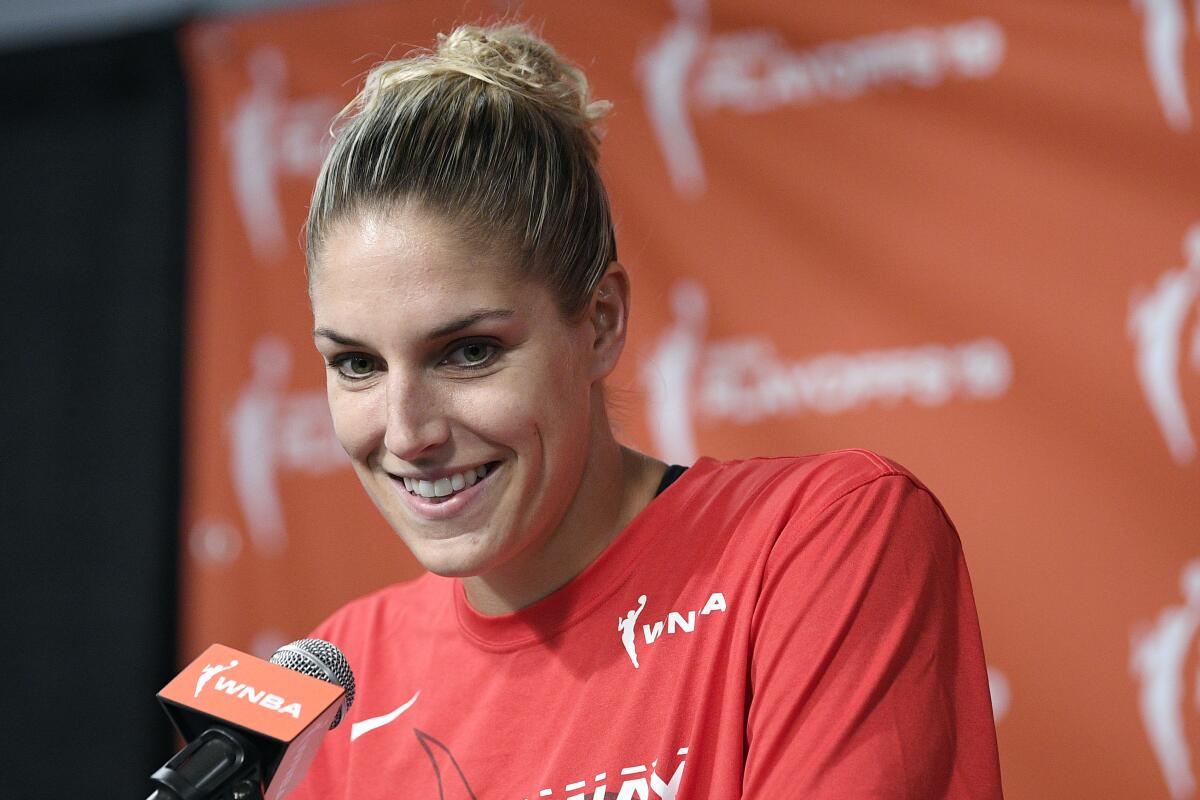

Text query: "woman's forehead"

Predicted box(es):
[308, 207, 565, 347]
[312, 206, 524, 299]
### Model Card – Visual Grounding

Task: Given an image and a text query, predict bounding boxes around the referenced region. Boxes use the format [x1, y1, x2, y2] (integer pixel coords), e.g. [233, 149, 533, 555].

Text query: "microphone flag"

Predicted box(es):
[157, 643, 345, 799]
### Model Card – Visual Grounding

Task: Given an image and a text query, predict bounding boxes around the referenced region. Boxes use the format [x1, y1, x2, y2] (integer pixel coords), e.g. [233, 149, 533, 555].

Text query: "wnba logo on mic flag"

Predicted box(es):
[159, 644, 347, 800]
[160, 644, 344, 744]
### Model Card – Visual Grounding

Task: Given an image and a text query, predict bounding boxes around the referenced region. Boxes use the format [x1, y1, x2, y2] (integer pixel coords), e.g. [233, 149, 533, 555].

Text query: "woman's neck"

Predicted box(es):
[462, 407, 666, 616]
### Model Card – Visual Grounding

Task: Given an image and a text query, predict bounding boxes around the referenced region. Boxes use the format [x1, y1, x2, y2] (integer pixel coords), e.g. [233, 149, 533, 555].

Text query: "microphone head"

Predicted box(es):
[269, 638, 356, 729]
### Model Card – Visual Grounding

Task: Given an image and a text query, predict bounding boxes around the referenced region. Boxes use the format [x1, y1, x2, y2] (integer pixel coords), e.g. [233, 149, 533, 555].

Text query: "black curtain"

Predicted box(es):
[0, 25, 186, 797]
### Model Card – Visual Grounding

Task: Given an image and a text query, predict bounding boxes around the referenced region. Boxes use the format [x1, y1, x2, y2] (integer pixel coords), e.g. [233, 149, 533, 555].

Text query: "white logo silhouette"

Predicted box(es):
[639, 282, 1013, 462]
[641, 281, 707, 464]
[188, 518, 242, 566]
[619, 595, 648, 668]
[1131, 559, 1200, 799]
[227, 336, 350, 556]
[638, 0, 1005, 194]
[1133, 0, 1200, 131]
[531, 745, 688, 800]
[350, 690, 421, 742]
[618, 592, 729, 670]
[987, 665, 1012, 724]
[194, 659, 239, 698]
[1129, 224, 1200, 464]
[226, 47, 338, 262]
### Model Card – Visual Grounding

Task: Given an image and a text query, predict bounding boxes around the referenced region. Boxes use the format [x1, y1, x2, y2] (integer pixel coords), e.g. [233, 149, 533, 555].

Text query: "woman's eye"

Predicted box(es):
[332, 354, 377, 379]
[444, 341, 499, 368]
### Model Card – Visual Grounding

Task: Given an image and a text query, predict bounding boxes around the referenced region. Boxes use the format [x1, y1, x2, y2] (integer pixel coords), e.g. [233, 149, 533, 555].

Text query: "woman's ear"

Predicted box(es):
[586, 262, 631, 381]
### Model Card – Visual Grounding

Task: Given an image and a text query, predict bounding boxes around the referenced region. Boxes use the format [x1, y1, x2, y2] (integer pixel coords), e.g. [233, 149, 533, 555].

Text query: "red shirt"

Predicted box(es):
[292, 451, 1003, 799]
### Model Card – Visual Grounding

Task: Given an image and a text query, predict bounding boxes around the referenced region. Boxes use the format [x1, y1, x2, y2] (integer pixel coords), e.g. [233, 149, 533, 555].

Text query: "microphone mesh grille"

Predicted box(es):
[269, 638, 356, 729]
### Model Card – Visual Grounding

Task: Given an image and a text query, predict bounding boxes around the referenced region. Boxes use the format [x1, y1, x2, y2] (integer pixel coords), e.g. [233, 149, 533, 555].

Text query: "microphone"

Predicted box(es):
[146, 638, 355, 800]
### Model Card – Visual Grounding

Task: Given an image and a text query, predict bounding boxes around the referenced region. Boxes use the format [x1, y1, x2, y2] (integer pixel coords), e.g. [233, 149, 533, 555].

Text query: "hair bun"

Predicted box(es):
[357, 24, 610, 150]
[436, 26, 610, 131]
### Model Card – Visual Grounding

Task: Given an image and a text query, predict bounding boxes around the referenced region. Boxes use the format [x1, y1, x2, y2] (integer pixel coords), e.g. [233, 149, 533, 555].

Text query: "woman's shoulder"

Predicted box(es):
[691, 448, 931, 509]
[668, 449, 957, 563]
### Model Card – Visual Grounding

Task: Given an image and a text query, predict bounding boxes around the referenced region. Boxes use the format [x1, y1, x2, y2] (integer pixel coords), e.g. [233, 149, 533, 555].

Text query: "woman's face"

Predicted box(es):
[309, 204, 603, 582]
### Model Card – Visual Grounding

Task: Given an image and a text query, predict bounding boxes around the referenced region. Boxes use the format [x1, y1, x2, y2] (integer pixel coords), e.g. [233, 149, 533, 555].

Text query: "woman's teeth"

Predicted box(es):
[402, 465, 490, 499]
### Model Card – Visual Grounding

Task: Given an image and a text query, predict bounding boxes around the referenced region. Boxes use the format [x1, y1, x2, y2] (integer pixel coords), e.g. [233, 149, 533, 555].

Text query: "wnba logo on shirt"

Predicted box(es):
[619, 593, 728, 668]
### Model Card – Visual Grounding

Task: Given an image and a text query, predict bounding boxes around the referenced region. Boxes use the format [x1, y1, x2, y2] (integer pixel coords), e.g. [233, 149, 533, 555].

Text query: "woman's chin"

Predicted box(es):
[407, 536, 498, 579]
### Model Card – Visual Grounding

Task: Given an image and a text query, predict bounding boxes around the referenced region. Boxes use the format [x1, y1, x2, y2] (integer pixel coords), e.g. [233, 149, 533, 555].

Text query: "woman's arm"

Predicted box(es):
[744, 474, 1003, 798]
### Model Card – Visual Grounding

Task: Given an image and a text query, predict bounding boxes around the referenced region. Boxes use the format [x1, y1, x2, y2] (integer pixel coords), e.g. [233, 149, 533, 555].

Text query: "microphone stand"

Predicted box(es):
[145, 727, 264, 800]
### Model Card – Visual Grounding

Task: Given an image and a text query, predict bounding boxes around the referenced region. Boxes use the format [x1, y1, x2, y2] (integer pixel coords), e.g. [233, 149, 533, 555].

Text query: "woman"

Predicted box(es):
[295, 23, 1002, 799]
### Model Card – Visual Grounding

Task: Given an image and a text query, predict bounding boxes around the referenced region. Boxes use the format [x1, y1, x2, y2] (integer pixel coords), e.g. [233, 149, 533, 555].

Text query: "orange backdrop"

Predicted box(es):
[180, 2, 1200, 797]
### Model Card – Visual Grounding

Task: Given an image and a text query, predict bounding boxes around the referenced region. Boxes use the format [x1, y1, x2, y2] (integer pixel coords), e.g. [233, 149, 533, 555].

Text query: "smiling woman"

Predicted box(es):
[291, 22, 1003, 800]
[309, 200, 643, 610]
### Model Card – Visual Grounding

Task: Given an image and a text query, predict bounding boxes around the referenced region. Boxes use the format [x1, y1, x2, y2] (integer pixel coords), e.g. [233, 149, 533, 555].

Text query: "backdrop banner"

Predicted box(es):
[181, 2, 1200, 796]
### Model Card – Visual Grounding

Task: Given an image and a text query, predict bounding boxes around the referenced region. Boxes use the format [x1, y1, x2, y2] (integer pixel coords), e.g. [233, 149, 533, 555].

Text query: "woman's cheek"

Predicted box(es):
[457, 383, 529, 444]
[328, 387, 384, 461]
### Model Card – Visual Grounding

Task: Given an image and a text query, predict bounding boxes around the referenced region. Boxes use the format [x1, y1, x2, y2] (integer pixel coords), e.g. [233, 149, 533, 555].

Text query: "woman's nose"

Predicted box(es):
[383, 372, 450, 460]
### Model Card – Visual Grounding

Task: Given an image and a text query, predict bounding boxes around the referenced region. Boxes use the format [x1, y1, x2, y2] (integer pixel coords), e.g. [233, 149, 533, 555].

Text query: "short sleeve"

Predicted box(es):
[743, 474, 1003, 798]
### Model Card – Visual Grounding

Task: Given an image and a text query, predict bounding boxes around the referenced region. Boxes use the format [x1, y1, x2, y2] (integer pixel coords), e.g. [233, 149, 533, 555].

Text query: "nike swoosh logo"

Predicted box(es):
[350, 690, 421, 742]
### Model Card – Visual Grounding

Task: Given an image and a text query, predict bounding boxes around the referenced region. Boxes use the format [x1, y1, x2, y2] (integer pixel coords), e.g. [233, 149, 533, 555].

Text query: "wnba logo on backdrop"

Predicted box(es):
[218, 336, 347, 558]
[641, 281, 1013, 463]
[1131, 559, 1200, 799]
[1129, 224, 1200, 465]
[1133, 0, 1200, 132]
[638, 0, 1006, 194]
[225, 46, 338, 262]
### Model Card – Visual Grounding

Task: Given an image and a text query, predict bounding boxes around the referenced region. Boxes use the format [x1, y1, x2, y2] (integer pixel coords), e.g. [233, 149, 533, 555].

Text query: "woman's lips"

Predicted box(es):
[401, 463, 493, 499]
[392, 461, 500, 521]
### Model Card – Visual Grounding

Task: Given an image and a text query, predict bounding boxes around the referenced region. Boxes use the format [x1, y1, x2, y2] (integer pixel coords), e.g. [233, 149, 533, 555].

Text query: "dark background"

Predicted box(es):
[0, 25, 187, 798]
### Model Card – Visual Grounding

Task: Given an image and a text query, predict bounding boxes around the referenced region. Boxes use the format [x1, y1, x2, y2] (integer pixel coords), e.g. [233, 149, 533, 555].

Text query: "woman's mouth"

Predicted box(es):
[399, 462, 499, 502]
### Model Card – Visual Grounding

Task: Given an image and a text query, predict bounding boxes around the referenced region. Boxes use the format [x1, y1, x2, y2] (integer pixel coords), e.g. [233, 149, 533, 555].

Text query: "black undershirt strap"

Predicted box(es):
[655, 464, 688, 496]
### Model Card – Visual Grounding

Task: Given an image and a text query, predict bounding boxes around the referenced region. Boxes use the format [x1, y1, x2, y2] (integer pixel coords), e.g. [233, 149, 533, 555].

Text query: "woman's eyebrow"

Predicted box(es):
[312, 327, 363, 346]
[312, 309, 515, 346]
[426, 308, 515, 339]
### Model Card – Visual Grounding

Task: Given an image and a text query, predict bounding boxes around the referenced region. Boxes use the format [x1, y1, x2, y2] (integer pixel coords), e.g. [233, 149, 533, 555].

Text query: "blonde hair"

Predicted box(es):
[306, 23, 616, 317]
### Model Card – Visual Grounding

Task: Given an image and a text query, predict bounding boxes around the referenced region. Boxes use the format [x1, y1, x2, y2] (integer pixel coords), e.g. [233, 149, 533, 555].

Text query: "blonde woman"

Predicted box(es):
[295, 23, 1002, 799]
